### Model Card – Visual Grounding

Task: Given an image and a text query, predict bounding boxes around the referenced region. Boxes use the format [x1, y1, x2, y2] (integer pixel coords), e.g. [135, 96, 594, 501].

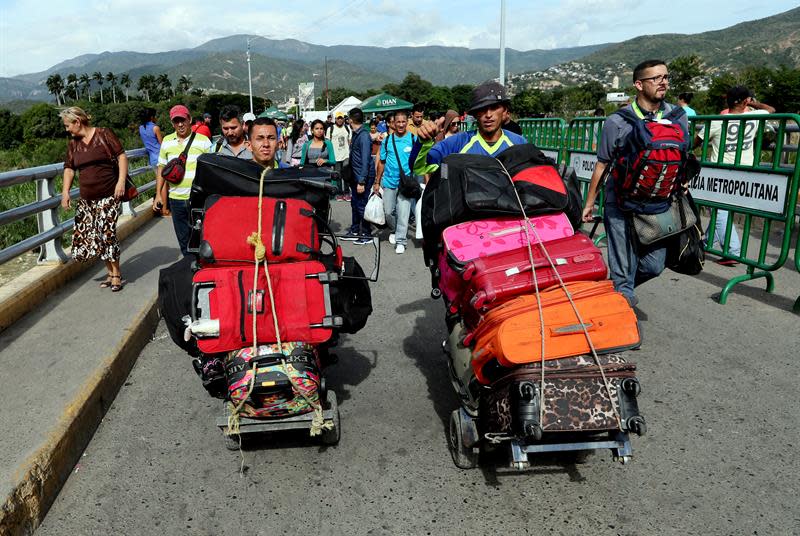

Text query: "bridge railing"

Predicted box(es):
[0, 148, 155, 266]
[518, 118, 567, 164]
[690, 113, 800, 303]
[564, 117, 606, 244]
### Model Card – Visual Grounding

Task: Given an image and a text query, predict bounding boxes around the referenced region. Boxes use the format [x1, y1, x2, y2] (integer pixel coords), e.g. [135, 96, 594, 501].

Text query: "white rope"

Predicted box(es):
[495, 159, 622, 431]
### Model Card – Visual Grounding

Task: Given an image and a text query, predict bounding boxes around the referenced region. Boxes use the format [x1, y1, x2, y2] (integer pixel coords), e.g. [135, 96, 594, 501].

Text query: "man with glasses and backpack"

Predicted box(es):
[581, 59, 690, 307]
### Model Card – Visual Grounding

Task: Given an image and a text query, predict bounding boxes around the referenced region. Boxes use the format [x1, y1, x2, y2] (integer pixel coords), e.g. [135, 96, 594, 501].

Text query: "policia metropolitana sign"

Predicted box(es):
[688, 166, 789, 215]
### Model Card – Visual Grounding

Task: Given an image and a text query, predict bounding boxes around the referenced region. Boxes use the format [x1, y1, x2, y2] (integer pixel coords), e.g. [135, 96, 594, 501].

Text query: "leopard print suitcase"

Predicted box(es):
[480, 354, 645, 436]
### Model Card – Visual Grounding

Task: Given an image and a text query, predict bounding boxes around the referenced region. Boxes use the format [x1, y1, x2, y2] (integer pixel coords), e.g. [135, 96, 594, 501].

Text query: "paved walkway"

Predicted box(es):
[0, 216, 181, 535]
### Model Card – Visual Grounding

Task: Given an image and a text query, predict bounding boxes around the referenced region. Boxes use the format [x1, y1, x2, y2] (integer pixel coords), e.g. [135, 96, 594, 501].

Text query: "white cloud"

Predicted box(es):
[1, 0, 798, 77]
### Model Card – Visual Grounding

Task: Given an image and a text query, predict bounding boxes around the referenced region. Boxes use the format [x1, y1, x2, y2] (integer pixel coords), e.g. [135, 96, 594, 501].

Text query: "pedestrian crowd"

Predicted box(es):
[59, 67, 776, 302]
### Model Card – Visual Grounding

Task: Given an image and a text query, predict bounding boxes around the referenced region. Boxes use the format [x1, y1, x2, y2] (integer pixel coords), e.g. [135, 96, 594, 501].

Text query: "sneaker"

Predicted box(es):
[388, 233, 396, 245]
[340, 233, 360, 241]
[395, 244, 405, 254]
[355, 235, 373, 245]
[716, 258, 739, 266]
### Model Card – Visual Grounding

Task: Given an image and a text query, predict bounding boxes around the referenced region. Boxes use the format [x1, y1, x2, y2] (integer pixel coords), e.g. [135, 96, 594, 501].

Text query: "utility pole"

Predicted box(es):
[325, 56, 330, 114]
[499, 0, 506, 86]
[246, 37, 254, 114]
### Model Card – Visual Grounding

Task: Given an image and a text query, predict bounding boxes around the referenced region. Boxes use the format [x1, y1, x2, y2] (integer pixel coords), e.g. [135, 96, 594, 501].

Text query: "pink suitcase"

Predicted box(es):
[441, 213, 573, 266]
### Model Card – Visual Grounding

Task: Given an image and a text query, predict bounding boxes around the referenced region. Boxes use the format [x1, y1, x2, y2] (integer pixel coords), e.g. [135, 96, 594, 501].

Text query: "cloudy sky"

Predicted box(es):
[0, 0, 797, 77]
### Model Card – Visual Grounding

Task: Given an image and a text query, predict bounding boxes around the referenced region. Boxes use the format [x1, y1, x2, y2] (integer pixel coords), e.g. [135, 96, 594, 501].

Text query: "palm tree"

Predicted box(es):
[156, 73, 172, 100]
[45, 74, 64, 105]
[92, 71, 104, 104]
[79, 73, 92, 102]
[178, 75, 192, 94]
[138, 74, 154, 101]
[106, 72, 118, 104]
[66, 73, 78, 101]
[120, 74, 131, 102]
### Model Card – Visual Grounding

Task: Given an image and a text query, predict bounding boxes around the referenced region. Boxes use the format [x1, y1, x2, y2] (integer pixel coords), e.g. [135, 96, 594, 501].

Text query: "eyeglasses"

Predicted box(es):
[638, 74, 670, 84]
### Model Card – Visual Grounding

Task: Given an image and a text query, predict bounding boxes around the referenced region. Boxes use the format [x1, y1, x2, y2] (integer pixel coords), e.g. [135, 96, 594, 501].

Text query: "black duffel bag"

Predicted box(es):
[158, 256, 199, 357]
[189, 154, 336, 219]
[328, 257, 373, 334]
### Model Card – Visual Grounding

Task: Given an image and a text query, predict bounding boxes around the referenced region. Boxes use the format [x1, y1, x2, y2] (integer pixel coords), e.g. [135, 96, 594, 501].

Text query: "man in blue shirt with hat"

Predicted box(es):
[411, 80, 527, 174]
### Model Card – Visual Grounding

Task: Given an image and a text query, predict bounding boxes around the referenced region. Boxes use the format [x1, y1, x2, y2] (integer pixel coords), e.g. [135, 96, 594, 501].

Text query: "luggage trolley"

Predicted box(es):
[213, 235, 381, 450]
[443, 332, 646, 470]
[218, 387, 341, 450]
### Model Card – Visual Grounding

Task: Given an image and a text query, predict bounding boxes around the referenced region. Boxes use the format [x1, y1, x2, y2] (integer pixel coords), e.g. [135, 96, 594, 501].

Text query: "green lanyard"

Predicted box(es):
[632, 100, 663, 120]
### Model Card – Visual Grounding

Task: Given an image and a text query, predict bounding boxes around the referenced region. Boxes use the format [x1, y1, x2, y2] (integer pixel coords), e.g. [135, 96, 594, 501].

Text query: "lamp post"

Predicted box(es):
[499, 0, 506, 86]
[247, 37, 254, 114]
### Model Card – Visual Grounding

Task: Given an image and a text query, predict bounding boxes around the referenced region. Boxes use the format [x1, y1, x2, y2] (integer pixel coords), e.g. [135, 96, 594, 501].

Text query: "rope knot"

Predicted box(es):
[246, 232, 266, 261]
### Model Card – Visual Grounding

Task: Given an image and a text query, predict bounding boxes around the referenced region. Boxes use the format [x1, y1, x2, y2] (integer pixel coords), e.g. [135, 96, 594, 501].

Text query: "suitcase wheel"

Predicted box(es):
[431, 288, 442, 299]
[626, 415, 646, 436]
[621, 377, 641, 397]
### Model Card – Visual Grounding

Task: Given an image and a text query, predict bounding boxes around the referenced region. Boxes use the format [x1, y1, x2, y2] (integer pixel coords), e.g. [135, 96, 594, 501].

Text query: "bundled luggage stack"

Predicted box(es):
[420, 145, 646, 469]
[159, 154, 377, 448]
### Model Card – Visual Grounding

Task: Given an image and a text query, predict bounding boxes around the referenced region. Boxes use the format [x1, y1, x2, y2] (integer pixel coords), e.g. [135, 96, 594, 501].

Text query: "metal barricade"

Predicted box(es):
[518, 118, 566, 164]
[690, 113, 800, 304]
[565, 117, 606, 244]
[0, 148, 155, 266]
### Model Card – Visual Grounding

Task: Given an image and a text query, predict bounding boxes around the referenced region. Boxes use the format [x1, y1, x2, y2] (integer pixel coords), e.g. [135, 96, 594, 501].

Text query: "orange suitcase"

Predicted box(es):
[469, 281, 640, 385]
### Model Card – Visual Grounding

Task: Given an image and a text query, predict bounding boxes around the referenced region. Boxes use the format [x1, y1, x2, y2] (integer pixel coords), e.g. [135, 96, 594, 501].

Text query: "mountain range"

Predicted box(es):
[1, 6, 798, 104]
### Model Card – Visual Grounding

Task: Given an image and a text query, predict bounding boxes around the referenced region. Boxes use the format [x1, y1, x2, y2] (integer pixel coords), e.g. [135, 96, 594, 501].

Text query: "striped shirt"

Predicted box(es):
[158, 132, 212, 200]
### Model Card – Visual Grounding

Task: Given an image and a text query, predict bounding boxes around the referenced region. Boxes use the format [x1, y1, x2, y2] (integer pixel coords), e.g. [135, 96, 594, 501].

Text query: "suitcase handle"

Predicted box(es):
[549, 321, 595, 336]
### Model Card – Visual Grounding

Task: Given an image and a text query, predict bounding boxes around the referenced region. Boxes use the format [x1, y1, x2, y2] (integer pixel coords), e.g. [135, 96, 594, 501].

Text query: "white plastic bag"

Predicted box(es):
[364, 189, 385, 226]
[415, 184, 425, 239]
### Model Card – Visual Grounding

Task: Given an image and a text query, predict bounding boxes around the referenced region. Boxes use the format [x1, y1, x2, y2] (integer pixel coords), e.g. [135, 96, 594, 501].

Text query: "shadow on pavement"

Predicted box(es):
[324, 343, 377, 405]
[398, 296, 459, 428]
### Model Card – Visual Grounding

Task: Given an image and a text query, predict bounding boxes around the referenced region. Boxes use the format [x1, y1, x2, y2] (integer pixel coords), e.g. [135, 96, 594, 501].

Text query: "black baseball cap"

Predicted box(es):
[468, 81, 510, 113]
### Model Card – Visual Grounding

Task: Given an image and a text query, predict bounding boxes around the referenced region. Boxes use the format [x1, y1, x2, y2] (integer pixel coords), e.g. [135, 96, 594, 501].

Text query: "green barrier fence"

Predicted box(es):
[690, 113, 800, 304]
[795, 231, 800, 313]
[518, 118, 567, 164]
[564, 117, 606, 245]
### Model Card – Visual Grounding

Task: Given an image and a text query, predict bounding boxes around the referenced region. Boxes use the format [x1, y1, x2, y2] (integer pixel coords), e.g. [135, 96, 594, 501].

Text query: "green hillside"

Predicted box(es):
[578, 6, 800, 72]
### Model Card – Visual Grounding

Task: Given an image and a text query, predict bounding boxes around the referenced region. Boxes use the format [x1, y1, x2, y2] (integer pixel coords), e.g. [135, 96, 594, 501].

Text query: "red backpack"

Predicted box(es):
[611, 105, 689, 214]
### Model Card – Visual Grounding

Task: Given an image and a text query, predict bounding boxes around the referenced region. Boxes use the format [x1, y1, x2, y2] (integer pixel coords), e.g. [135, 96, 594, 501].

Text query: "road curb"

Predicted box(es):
[0, 205, 155, 333]
[0, 295, 160, 536]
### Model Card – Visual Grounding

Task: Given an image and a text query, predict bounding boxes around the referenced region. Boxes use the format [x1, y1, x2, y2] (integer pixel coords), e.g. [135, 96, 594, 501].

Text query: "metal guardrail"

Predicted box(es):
[690, 113, 800, 303]
[518, 118, 567, 164]
[0, 148, 155, 265]
[564, 117, 606, 245]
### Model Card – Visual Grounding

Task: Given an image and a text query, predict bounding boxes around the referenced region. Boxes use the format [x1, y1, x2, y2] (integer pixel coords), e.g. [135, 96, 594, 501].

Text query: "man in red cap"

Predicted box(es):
[155, 104, 212, 255]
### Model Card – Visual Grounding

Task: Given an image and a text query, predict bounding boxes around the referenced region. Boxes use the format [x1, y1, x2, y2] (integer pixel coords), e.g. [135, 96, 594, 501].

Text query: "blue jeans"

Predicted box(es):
[170, 198, 191, 256]
[604, 200, 667, 301]
[707, 209, 741, 256]
[349, 181, 373, 235]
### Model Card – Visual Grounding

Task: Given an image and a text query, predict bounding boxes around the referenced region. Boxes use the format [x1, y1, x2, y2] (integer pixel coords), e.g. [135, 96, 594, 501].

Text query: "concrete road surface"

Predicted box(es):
[38, 203, 800, 535]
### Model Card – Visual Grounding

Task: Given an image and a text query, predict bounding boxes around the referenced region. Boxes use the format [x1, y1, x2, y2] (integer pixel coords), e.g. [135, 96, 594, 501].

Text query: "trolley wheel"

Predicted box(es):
[223, 432, 241, 451]
[320, 390, 340, 446]
[448, 409, 479, 469]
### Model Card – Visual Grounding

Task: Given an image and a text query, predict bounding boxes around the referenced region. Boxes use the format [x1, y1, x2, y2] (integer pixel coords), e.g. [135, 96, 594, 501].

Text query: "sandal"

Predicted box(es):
[99, 274, 113, 288]
[110, 275, 124, 292]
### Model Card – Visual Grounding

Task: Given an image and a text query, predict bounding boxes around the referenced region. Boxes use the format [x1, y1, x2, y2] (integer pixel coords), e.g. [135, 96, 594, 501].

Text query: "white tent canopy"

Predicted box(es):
[331, 96, 362, 115]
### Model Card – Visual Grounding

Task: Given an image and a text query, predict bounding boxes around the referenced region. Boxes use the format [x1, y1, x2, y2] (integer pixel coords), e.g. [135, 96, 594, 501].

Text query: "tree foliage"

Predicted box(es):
[20, 103, 63, 142]
[668, 54, 704, 95]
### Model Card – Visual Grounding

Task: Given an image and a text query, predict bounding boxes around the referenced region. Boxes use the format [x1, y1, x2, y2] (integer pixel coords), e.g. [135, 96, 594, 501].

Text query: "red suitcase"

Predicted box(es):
[191, 261, 341, 354]
[460, 233, 607, 326]
[198, 195, 321, 265]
